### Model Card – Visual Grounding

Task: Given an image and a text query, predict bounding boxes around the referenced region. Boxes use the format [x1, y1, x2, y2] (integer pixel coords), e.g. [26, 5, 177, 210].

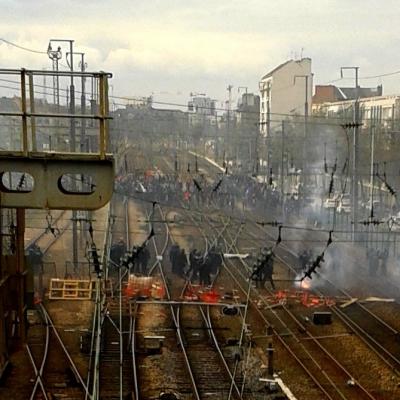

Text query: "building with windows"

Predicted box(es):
[312, 84, 383, 105]
[259, 58, 312, 135]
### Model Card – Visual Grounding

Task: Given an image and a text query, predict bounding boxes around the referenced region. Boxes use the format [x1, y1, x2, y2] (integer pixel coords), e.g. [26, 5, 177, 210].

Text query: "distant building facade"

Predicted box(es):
[235, 93, 260, 169]
[259, 58, 312, 135]
[313, 84, 383, 104]
[187, 96, 217, 129]
[313, 94, 400, 131]
[235, 93, 260, 128]
[188, 96, 216, 116]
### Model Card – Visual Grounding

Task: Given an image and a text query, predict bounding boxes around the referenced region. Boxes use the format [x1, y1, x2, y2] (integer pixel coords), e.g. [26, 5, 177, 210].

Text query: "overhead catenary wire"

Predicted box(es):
[2, 75, 400, 126]
[0, 38, 47, 54]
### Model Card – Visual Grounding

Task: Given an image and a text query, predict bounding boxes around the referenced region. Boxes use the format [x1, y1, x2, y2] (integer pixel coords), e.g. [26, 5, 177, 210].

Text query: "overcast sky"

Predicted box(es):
[1, 0, 399, 107]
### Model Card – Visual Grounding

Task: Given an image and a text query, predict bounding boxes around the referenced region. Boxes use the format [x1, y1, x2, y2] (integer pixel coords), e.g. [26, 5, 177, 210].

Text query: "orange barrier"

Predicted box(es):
[183, 284, 221, 303]
[124, 275, 165, 299]
[264, 289, 335, 308]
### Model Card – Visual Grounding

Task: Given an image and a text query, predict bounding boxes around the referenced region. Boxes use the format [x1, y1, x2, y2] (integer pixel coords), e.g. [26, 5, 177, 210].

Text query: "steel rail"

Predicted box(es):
[151, 203, 202, 400]
[90, 201, 113, 400]
[24, 210, 79, 399]
[131, 302, 140, 400]
[40, 304, 91, 396]
[180, 208, 245, 399]
[252, 223, 400, 374]
[220, 218, 378, 400]
[202, 305, 243, 400]
[159, 151, 373, 398]
[203, 213, 346, 400]
[25, 344, 49, 400]
[221, 234, 340, 398]
[26, 306, 50, 400]
[205, 212, 255, 400]
[200, 213, 255, 400]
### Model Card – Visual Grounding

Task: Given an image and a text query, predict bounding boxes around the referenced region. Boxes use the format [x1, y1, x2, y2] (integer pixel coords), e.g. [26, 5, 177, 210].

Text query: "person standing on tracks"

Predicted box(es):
[208, 246, 223, 276]
[138, 246, 150, 275]
[130, 245, 141, 274]
[260, 248, 276, 290]
[379, 247, 389, 276]
[299, 249, 309, 273]
[188, 249, 203, 283]
[199, 255, 212, 286]
[251, 256, 264, 288]
[110, 238, 126, 267]
[27, 243, 43, 272]
[176, 248, 188, 278]
[169, 244, 180, 275]
[251, 247, 275, 290]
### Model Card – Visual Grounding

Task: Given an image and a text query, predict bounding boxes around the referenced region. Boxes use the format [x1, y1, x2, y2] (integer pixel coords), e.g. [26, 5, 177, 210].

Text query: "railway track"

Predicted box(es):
[127, 200, 246, 399]
[188, 149, 400, 397]
[119, 147, 400, 398]
[201, 213, 381, 400]
[23, 209, 91, 400]
[250, 222, 400, 377]
[27, 304, 89, 400]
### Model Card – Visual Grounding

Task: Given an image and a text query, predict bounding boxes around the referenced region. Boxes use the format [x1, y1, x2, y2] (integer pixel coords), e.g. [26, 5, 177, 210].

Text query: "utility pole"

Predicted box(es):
[265, 81, 271, 137]
[66, 51, 88, 152]
[49, 39, 78, 267]
[226, 84, 233, 162]
[238, 86, 248, 169]
[281, 120, 285, 221]
[214, 114, 219, 161]
[78, 53, 87, 152]
[47, 45, 61, 108]
[341, 66, 360, 241]
[294, 74, 312, 179]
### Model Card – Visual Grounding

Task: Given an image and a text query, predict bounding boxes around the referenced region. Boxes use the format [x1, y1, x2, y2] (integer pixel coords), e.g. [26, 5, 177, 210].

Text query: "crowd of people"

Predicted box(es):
[169, 244, 223, 286]
[113, 160, 399, 288]
[110, 237, 225, 286]
[114, 169, 305, 222]
[110, 240, 151, 275]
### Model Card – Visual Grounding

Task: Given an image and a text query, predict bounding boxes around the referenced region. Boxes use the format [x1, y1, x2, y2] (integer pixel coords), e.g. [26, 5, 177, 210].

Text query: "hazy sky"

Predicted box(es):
[1, 0, 399, 107]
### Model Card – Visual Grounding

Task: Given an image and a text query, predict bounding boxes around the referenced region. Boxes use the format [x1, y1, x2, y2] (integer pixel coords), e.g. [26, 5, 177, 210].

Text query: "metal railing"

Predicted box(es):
[0, 68, 112, 159]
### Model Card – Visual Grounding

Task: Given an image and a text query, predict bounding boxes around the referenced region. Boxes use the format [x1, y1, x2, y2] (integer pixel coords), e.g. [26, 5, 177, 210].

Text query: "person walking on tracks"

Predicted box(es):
[260, 250, 275, 290]
[251, 247, 275, 290]
[138, 246, 150, 275]
[188, 249, 203, 283]
[176, 248, 188, 278]
[200, 254, 212, 286]
[169, 244, 180, 275]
